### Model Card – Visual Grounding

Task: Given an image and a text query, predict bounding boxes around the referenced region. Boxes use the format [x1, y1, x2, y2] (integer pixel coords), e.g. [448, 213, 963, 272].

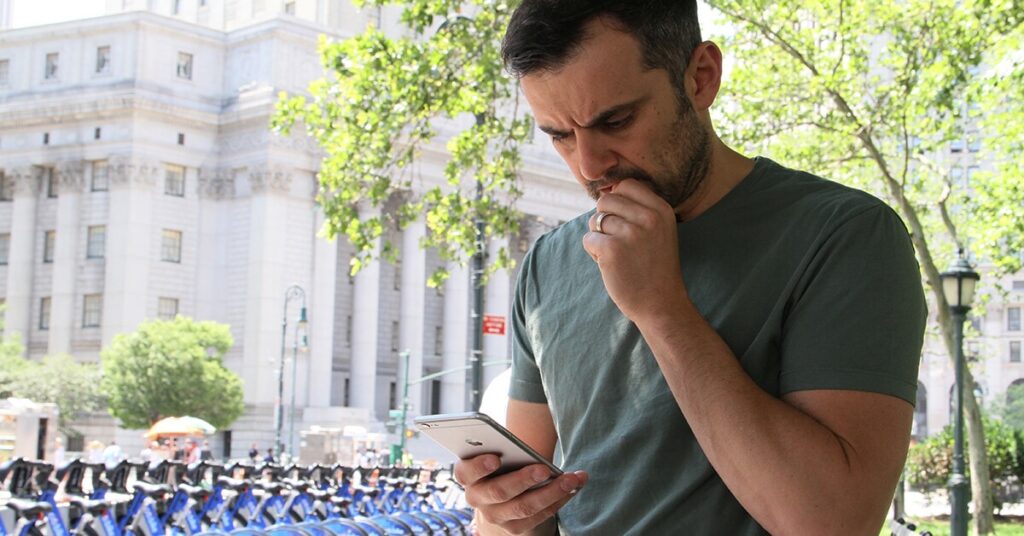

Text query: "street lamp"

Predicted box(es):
[941, 249, 979, 536]
[289, 305, 309, 459]
[276, 284, 307, 461]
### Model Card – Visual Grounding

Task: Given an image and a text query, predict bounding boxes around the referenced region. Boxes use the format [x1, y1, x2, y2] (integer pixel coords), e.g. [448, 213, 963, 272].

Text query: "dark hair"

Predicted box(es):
[501, 0, 702, 94]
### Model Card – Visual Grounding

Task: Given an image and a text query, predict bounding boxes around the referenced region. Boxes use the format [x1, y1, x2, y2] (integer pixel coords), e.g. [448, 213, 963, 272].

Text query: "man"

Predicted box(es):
[454, 1, 927, 534]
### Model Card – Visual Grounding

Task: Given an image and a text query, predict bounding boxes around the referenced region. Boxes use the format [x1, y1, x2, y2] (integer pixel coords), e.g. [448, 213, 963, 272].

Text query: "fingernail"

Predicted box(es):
[560, 475, 578, 492]
[532, 467, 549, 483]
[483, 457, 499, 472]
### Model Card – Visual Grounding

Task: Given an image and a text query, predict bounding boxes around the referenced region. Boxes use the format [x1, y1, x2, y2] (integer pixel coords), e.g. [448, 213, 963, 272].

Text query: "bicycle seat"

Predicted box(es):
[328, 496, 351, 507]
[307, 489, 331, 501]
[353, 485, 379, 498]
[216, 475, 249, 491]
[132, 481, 171, 499]
[178, 483, 211, 501]
[69, 497, 110, 516]
[253, 481, 284, 494]
[4, 498, 53, 517]
[282, 478, 310, 493]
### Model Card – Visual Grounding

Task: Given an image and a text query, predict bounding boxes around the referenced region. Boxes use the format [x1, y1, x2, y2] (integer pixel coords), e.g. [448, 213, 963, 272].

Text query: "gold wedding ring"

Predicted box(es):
[595, 211, 610, 234]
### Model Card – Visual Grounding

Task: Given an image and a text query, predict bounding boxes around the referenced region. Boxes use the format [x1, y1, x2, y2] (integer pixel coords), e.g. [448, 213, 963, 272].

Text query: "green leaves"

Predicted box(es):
[99, 316, 242, 430]
[272, 0, 527, 282]
[7, 355, 104, 436]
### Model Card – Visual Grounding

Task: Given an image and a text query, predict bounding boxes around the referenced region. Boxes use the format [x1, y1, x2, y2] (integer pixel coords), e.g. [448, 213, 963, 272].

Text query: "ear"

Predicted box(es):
[685, 41, 723, 111]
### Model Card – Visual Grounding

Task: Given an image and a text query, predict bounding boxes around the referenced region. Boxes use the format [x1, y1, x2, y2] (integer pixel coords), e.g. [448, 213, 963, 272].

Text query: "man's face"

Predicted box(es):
[520, 18, 711, 208]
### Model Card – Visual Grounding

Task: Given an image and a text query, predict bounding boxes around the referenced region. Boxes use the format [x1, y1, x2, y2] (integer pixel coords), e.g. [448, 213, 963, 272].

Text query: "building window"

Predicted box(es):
[1010, 307, 1022, 332]
[284, 1, 296, 14]
[968, 132, 981, 153]
[172, 0, 182, 15]
[165, 164, 185, 196]
[176, 52, 193, 80]
[44, 53, 59, 80]
[950, 167, 964, 187]
[967, 166, 979, 185]
[83, 294, 102, 327]
[157, 297, 179, 320]
[434, 325, 443, 356]
[1012, 341, 1022, 363]
[39, 297, 51, 330]
[92, 161, 109, 191]
[1014, 281, 1024, 292]
[87, 226, 106, 259]
[343, 378, 350, 407]
[345, 315, 352, 346]
[0, 59, 9, 85]
[95, 46, 110, 74]
[43, 230, 56, 263]
[431, 379, 441, 414]
[0, 172, 12, 201]
[394, 259, 402, 291]
[0, 233, 9, 265]
[391, 320, 400, 352]
[47, 169, 57, 197]
[43, 132, 50, 145]
[389, 381, 397, 410]
[161, 229, 182, 263]
[94, 127, 102, 140]
[177, 133, 185, 146]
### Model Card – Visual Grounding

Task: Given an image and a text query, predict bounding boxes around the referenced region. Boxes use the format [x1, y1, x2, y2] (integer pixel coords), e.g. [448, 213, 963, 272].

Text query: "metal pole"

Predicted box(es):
[289, 320, 299, 459]
[949, 304, 970, 536]
[469, 113, 486, 412]
[398, 350, 411, 461]
[275, 298, 288, 460]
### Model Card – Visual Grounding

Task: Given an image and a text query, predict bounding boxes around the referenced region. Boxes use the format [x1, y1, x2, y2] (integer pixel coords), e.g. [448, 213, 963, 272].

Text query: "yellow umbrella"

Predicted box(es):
[144, 416, 205, 439]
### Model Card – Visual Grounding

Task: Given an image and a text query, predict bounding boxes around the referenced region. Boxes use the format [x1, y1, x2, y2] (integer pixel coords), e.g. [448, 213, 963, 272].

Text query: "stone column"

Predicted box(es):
[242, 166, 292, 405]
[349, 219, 381, 414]
[48, 160, 86, 355]
[195, 168, 234, 323]
[399, 219, 427, 415]
[307, 207, 337, 408]
[3, 166, 42, 350]
[441, 261, 469, 413]
[482, 237, 512, 387]
[102, 157, 159, 347]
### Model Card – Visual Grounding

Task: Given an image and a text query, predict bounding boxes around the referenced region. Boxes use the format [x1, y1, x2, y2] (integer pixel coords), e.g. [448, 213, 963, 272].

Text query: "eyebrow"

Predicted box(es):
[538, 98, 644, 137]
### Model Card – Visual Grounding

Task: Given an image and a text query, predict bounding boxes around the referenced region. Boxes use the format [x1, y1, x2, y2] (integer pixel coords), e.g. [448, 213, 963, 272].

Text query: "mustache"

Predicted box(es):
[586, 168, 656, 197]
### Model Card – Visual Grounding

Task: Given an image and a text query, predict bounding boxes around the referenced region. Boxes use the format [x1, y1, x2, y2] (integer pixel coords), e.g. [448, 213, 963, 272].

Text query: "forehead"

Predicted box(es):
[520, 19, 662, 125]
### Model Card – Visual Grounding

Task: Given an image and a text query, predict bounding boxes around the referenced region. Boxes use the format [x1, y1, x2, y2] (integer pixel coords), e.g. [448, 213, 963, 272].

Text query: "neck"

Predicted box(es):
[675, 136, 754, 222]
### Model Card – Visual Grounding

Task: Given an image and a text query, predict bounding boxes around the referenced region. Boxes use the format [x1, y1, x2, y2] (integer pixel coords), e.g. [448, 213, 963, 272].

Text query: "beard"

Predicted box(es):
[586, 95, 712, 209]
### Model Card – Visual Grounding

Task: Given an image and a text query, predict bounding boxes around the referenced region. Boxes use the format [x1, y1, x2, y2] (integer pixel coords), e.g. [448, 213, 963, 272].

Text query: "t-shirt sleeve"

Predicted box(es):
[779, 203, 927, 405]
[509, 242, 549, 404]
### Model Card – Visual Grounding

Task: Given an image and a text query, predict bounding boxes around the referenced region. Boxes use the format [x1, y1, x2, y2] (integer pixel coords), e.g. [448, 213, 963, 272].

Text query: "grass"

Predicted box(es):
[880, 516, 1024, 536]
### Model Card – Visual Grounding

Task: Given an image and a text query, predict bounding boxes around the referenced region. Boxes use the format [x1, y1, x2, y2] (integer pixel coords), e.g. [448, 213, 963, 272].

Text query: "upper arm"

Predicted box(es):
[783, 389, 913, 516]
[506, 399, 558, 462]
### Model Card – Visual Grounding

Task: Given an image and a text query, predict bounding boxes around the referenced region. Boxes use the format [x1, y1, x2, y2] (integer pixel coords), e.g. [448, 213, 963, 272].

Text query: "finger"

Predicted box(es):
[582, 226, 613, 262]
[503, 473, 589, 534]
[465, 464, 559, 508]
[587, 211, 623, 235]
[480, 471, 588, 528]
[453, 455, 501, 488]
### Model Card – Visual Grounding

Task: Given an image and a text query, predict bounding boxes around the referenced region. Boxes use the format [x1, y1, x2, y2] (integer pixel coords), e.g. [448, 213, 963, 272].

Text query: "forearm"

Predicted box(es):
[637, 302, 893, 534]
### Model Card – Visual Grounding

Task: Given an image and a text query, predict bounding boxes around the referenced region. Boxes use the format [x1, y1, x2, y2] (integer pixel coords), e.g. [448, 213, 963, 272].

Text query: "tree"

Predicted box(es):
[8, 354, 104, 437]
[272, 0, 531, 285]
[0, 307, 27, 398]
[100, 316, 243, 430]
[706, 0, 1024, 531]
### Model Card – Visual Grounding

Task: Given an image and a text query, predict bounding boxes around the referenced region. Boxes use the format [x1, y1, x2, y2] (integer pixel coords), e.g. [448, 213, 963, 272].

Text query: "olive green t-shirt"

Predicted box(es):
[509, 157, 927, 535]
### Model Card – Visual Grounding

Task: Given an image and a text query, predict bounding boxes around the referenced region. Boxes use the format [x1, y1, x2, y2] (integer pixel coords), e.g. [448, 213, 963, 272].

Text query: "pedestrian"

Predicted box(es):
[248, 443, 259, 462]
[264, 447, 276, 463]
[201, 440, 212, 461]
[53, 437, 65, 466]
[455, 2, 927, 535]
[184, 439, 198, 464]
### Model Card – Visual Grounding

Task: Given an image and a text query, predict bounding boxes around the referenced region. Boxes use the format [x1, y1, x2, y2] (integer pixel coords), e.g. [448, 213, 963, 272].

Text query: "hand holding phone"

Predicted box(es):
[416, 412, 587, 535]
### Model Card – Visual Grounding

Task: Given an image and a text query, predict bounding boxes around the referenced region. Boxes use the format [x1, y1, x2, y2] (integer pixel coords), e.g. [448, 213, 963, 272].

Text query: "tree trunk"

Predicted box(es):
[963, 367, 995, 535]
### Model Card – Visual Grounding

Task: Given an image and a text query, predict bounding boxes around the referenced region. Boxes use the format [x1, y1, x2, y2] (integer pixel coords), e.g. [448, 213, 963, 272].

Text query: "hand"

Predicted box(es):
[454, 454, 588, 535]
[583, 179, 689, 324]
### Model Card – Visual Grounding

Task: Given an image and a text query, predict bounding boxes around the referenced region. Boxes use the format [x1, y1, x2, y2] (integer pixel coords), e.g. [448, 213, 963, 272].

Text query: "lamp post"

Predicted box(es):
[289, 305, 308, 459]
[941, 249, 979, 536]
[276, 284, 306, 460]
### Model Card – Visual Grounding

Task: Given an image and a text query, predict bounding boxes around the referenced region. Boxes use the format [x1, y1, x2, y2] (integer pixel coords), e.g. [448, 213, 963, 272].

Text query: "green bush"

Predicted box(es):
[906, 417, 1024, 493]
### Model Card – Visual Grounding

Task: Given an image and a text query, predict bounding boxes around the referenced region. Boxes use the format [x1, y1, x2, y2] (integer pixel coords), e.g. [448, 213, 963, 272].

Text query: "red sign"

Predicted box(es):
[483, 314, 506, 336]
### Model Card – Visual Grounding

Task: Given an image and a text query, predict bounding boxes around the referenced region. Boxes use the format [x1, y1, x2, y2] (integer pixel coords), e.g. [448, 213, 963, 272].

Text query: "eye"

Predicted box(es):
[604, 115, 633, 130]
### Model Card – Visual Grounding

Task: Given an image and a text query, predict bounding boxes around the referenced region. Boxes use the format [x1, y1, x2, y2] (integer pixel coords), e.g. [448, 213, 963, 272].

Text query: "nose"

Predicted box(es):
[575, 130, 618, 183]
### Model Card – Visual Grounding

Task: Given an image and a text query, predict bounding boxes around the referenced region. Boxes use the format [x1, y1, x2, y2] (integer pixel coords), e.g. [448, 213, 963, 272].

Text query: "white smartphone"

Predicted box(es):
[414, 412, 563, 481]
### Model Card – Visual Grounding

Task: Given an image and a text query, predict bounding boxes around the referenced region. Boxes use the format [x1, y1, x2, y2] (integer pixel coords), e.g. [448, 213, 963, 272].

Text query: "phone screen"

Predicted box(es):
[414, 412, 563, 478]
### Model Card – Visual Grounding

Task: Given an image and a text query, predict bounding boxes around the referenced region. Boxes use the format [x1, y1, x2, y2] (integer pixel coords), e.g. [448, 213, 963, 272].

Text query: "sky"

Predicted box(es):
[8, 0, 107, 28]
